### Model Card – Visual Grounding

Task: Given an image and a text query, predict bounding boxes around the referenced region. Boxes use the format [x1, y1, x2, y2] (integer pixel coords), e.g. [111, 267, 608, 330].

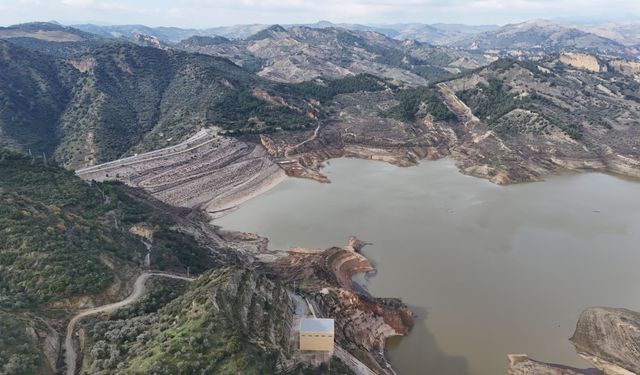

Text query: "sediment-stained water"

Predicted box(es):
[216, 158, 640, 375]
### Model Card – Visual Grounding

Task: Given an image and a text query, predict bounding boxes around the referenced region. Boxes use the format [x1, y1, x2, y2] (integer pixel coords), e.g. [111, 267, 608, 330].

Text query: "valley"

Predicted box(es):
[1, 15, 640, 375]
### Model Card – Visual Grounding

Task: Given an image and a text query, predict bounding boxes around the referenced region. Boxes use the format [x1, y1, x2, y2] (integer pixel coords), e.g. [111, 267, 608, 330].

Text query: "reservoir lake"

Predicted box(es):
[216, 158, 640, 375]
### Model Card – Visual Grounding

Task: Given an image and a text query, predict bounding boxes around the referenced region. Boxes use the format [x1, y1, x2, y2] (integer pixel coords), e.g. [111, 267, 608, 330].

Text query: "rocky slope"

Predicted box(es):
[262, 237, 414, 374]
[176, 25, 491, 84]
[453, 20, 638, 58]
[79, 268, 299, 375]
[507, 354, 599, 375]
[509, 307, 640, 375]
[259, 88, 457, 182]
[571, 308, 640, 375]
[559, 53, 609, 73]
[437, 56, 640, 183]
[253, 56, 640, 185]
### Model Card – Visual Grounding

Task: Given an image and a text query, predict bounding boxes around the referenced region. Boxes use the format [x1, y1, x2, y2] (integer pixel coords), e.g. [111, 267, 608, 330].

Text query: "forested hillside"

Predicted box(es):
[0, 40, 75, 156]
[0, 38, 389, 168]
[0, 311, 42, 375]
[0, 149, 234, 374]
[81, 268, 352, 374]
[0, 150, 355, 374]
[0, 150, 218, 308]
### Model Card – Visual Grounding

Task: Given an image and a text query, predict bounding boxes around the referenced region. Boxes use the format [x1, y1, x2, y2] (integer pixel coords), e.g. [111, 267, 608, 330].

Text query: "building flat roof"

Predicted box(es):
[300, 318, 334, 333]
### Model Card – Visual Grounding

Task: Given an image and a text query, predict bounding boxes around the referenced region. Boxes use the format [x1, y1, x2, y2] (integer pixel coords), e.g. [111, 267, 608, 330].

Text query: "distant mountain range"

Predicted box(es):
[68, 21, 498, 45]
[65, 19, 640, 52]
[2, 16, 640, 375]
[1, 19, 639, 171]
[452, 19, 640, 57]
[174, 24, 491, 84]
[2, 19, 639, 58]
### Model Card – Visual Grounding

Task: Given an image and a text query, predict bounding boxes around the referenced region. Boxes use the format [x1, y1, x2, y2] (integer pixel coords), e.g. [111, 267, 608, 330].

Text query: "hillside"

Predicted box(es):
[0, 149, 234, 374]
[73, 23, 269, 43]
[0, 311, 43, 375]
[254, 54, 640, 185]
[449, 57, 640, 135]
[56, 42, 318, 166]
[436, 56, 640, 181]
[80, 268, 352, 374]
[0, 23, 107, 57]
[0, 38, 389, 168]
[0, 40, 74, 156]
[385, 23, 497, 45]
[0, 22, 100, 43]
[453, 20, 637, 58]
[0, 150, 222, 309]
[573, 21, 640, 46]
[0, 148, 411, 375]
[176, 25, 491, 84]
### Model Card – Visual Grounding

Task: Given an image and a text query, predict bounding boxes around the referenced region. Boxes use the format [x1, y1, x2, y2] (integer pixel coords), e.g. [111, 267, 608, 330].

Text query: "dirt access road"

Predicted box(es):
[65, 272, 195, 375]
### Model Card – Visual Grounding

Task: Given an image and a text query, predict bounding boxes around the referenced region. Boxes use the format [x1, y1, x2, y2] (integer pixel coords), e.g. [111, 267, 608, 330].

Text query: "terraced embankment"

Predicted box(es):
[76, 129, 286, 216]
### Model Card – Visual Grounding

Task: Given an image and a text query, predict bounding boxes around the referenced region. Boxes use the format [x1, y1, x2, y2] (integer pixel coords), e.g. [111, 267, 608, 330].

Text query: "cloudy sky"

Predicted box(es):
[1, 0, 639, 27]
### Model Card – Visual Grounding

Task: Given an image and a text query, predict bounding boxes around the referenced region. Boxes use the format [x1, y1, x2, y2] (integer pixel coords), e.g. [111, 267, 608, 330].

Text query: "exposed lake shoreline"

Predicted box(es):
[78, 134, 640, 374]
[216, 157, 640, 375]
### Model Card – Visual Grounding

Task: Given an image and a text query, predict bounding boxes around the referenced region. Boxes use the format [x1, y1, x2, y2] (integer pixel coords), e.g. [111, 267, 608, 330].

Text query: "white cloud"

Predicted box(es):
[60, 0, 95, 6]
[0, 0, 638, 27]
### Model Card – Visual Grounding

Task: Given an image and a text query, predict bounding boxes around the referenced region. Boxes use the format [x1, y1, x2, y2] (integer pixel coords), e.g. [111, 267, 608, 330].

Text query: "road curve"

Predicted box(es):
[64, 272, 195, 375]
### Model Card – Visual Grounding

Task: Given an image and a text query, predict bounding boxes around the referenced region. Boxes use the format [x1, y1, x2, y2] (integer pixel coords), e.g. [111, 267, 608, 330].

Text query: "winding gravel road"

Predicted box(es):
[64, 272, 194, 375]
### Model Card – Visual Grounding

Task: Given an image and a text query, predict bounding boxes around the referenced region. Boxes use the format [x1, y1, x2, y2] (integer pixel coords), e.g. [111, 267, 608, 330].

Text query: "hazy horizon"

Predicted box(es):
[4, 17, 640, 30]
[1, 0, 639, 29]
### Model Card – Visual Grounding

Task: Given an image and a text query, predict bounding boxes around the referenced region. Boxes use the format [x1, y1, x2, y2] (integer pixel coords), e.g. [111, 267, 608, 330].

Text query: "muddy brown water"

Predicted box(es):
[216, 158, 640, 375]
